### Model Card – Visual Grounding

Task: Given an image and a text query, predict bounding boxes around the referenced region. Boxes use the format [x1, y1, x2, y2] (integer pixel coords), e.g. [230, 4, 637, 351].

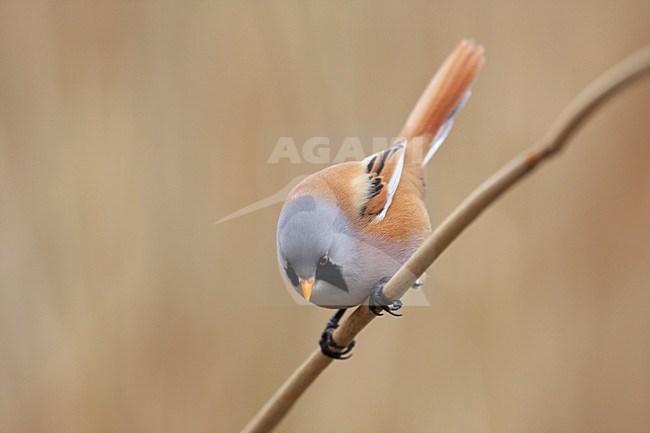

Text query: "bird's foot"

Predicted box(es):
[369, 277, 403, 317]
[319, 309, 355, 360]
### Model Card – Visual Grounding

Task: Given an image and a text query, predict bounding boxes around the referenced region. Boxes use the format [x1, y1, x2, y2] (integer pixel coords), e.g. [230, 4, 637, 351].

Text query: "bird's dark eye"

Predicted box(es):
[319, 255, 329, 266]
[284, 262, 299, 287]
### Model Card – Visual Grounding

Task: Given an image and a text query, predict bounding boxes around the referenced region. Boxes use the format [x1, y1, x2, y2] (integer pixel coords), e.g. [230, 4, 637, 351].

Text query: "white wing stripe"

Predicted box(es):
[423, 118, 453, 165]
[423, 89, 472, 165]
[375, 140, 406, 221]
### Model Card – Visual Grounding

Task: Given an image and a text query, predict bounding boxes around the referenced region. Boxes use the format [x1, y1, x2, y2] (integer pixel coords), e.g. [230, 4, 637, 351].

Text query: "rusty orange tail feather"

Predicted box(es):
[401, 40, 485, 166]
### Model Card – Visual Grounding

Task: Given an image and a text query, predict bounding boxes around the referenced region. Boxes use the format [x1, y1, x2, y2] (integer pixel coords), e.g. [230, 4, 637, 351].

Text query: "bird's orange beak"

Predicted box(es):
[299, 278, 314, 301]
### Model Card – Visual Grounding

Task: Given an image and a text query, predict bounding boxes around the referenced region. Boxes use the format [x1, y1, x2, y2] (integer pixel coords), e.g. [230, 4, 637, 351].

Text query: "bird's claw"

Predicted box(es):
[369, 277, 403, 317]
[319, 309, 355, 360]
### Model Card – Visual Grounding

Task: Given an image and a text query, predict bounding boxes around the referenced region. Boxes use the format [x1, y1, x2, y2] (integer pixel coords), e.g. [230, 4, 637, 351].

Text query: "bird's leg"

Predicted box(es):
[369, 276, 403, 317]
[319, 309, 356, 360]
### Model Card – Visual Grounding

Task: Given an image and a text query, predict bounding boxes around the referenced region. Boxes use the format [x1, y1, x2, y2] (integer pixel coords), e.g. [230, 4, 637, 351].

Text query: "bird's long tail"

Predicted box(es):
[402, 40, 485, 166]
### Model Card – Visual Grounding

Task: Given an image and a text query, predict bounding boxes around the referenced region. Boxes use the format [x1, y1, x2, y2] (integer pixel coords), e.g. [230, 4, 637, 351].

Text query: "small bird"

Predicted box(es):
[276, 40, 484, 358]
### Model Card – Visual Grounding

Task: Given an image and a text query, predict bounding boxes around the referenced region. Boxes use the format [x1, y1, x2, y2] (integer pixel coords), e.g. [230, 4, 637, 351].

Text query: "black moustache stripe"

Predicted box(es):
[316, 261, 349, 293]
[284, 263, 299, 287]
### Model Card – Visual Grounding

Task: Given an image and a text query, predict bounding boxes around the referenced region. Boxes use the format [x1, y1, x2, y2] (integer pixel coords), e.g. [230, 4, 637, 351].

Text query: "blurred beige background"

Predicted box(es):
[1, 1, 649, 432]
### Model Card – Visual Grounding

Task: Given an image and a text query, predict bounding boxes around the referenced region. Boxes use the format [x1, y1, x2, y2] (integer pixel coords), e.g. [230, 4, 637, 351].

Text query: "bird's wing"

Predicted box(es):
[359, 139, 407, 221]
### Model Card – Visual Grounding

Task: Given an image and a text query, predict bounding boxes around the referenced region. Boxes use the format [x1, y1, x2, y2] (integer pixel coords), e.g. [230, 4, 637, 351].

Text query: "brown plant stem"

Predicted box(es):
[240, 44, 650, 433]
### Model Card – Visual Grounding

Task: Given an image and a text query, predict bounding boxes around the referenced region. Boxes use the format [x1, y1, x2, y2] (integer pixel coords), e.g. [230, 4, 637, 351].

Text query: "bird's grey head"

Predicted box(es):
[277, 195, 358, 305]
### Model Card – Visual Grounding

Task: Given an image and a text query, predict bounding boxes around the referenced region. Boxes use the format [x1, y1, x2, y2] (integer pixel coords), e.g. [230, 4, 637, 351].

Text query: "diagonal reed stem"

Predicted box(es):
[240, 44, 650, 433]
